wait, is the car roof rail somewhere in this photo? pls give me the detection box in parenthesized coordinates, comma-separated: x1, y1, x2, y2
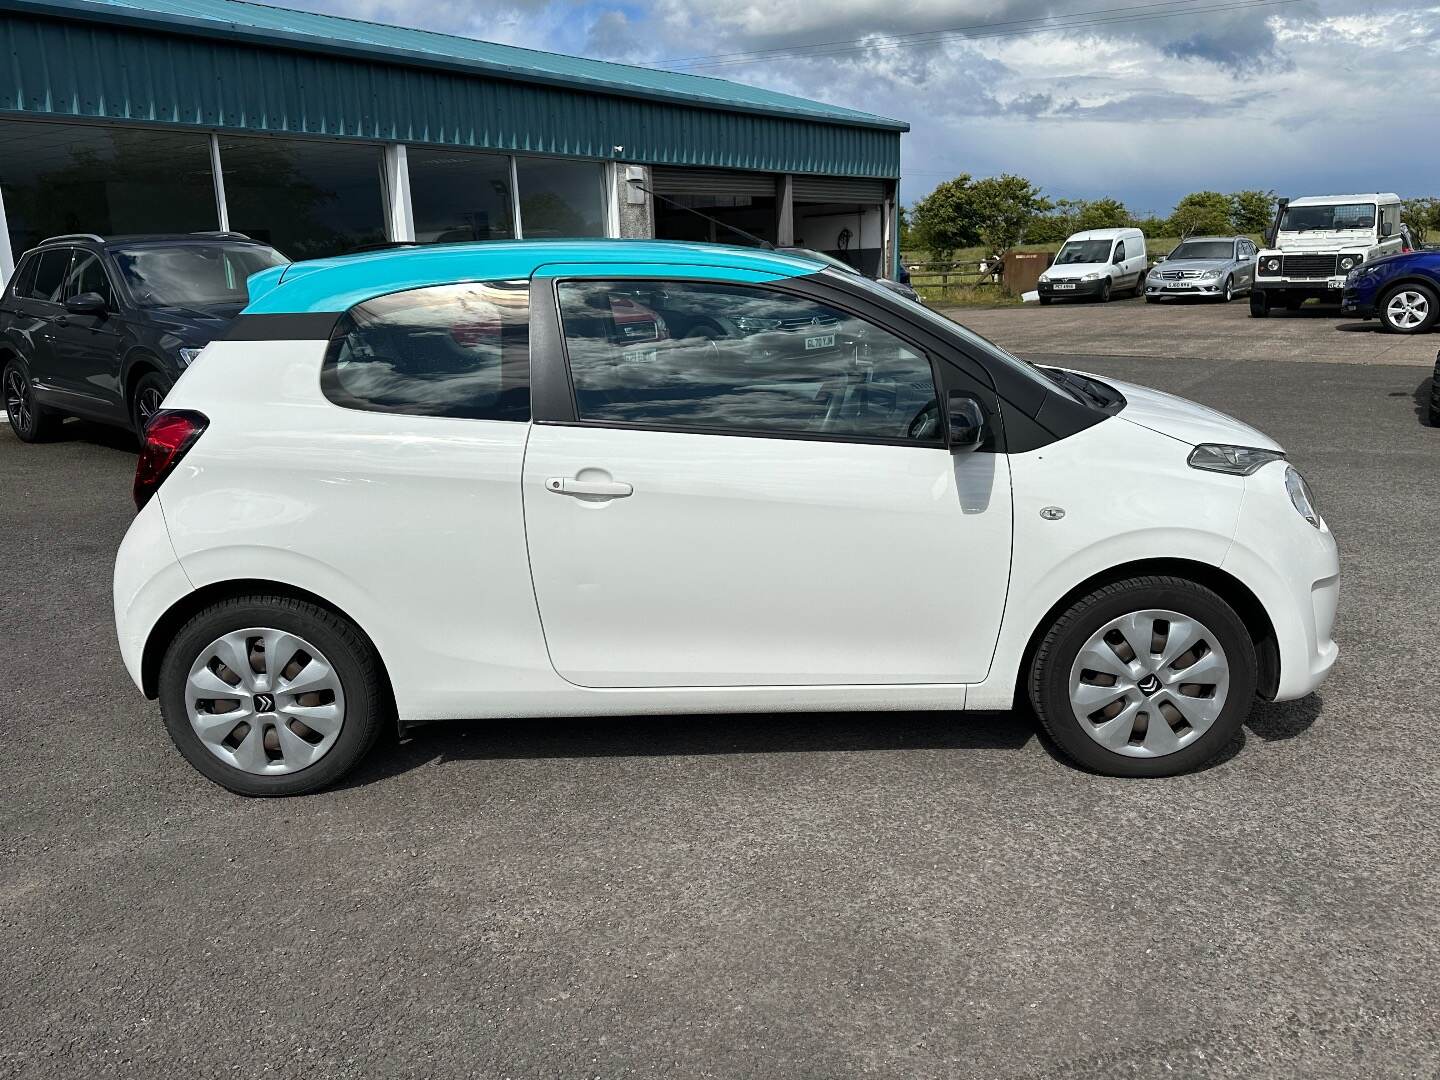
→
(190, 230, 253, 240)
(39, 233, 105, 246)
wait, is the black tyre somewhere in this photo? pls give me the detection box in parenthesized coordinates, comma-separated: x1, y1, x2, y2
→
(1097, 280, 1112, 303)
(1132, 271, 1146, 298)
(1378, 283, 1439, 335)
(1218, 276, 1234, 303)
(129, 371, 170, 436)
(1039, 296, 1053, 306)
(1028, 576, 1257, 778)
(1249, 290, 1269, 318)
(4, 361, 63, 442)
(158, 595, 387, 795)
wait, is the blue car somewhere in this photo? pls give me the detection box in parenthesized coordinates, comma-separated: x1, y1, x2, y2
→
(1341, 249, 1440, 335)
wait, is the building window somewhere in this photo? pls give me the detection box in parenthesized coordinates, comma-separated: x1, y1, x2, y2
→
(218, 136, 387, 260)
(0, 120, 217, 256)
(516, 159, 605, 238)
(407, 147, 515, 243)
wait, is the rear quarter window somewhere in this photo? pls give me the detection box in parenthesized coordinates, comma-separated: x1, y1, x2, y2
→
(321, 281, 530, 421)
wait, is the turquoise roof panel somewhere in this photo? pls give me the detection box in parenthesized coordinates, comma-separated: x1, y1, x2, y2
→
(6, 0, 907, 131)
(243, 239, 823, 314)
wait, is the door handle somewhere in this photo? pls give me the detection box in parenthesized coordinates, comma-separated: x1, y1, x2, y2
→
(546, 477, 633, 498)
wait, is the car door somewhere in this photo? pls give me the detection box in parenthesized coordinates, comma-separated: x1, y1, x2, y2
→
(1236, 240, 1255, 288)
(521, 275, 1014, 689)
(12, 248, 74, 399)
(48, 249, 126, 417)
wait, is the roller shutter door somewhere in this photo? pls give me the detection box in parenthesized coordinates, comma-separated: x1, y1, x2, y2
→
(791, 176, 889, 202)
(649, 167, 778, 197)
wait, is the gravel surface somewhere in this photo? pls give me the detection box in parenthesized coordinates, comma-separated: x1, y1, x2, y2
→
(1, 342, 1437, 1078)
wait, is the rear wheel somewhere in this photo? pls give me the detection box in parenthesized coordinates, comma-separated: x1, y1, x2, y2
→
(1029, 576, 1257, 777)
(3, 362, 62, 442)
(158, 595, 386, 795)
(1379, 284, 1438, 334)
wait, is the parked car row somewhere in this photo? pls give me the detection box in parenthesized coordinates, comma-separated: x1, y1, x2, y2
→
(1034, 193, 1439, 335)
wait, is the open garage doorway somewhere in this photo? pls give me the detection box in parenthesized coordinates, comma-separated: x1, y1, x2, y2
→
(791, 176, 889, 277)
(649, 167, 777, 246)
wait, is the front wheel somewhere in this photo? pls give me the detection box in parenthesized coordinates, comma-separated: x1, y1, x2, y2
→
(1028, 576, 1257, 777)
(1218, 276, 1234, 303)
(1097, 280, 1112, 303)
(1249, 290, 1270, 318)
(158, 595, 386, 795)
(1039, 296, 1053, 306)
(1380, 284, 1438, 334)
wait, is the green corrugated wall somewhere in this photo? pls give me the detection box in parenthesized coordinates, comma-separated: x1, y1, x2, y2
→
(0, 11, 902, 178)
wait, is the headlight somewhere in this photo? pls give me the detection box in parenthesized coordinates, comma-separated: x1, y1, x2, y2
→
(1187, 443, 1285, 476)
(1199, 270, 1220, 280)
(734, 317, 782, 332)
(1262, 257, 1281, 274)
(1336, 254, 1363, 273)
(1082, 272, 1103, 281)
(1285, 465, 1320, 528)
(178, 348, 203, 366)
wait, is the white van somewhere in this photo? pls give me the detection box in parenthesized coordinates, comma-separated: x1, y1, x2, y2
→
(1037, 228, 1148, 304)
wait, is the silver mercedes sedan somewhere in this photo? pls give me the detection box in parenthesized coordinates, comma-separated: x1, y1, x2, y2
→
(1145, 236, 1258, 303)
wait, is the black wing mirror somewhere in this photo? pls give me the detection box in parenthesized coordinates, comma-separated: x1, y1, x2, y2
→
(64, 292, 108, 316)
(947, 392, 986, 453)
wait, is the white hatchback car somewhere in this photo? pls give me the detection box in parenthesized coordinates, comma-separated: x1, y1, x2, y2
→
(114, 241, 1339, 795)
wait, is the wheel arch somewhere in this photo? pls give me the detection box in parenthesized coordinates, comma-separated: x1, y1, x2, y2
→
(140, 578, 397, 721)
(1014, 557, 1281, 706)
(121, 348, 168, 406)
(1376, 275, 1440, 299)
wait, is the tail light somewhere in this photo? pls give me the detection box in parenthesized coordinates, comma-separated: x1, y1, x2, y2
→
(134, 410, 208, 510)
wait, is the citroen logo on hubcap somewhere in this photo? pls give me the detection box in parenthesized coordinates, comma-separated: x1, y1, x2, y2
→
(1137, 674, 1161, 696)
(253, 693, 275, 713)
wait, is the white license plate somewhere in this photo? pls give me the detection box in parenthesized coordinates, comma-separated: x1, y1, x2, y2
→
(1053, 283, 1076, 291)
(1165, 282, 1193, 289)
(804, 334, 836, 350)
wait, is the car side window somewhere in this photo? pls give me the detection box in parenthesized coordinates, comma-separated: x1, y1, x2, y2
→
(321, 281, 530, 422)
(26, 249, 73, 304)
(556, 280, 942, 443)
(65, 251, 116, 309)
(1113, 241, 1126, 262)
(4, 254, 38, 302)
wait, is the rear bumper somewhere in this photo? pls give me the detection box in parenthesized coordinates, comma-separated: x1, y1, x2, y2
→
(113, 497, 193, 696)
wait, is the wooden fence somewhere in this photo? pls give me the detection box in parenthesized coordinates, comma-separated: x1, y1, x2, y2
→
(904, 260, 1005, 297)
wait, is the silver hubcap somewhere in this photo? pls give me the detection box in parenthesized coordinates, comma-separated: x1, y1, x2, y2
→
(185, 628, 346, 775)
(1068, 609, 1230, 758)
(5, 370, 32, 432)
(1386, 290, 1429, 329)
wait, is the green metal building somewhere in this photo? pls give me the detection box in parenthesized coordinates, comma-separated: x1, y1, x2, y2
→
(0, 0, 908, 281)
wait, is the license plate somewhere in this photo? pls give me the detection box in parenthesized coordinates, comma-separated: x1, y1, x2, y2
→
(621, 347, 658, 365)
(804, 334, 836, 350)
(1327, 276, 1345, 289)
(1165, 282, 1193, 290)
(1053, 283, 1076, 291)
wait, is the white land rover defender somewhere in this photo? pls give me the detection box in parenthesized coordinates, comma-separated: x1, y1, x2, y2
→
(1251, 193, 1404, 317)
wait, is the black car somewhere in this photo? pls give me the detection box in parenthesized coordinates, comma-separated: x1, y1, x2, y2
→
(2, 233, 286, 441)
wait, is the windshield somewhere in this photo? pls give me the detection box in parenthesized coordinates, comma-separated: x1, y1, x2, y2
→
(1055, 240, 1114, 265)
(1167, 241, 1235, 261)
(1279, 204, 1375, 232)
(831, 270, 1076, 401)
(113, 243, 288, 308)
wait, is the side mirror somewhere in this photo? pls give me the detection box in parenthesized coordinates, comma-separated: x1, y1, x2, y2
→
(947, 392, 986, 453)
(64, 292, 108, 316)
(1155, 254, 1167, 263)
(1380, 222, 1393, 238)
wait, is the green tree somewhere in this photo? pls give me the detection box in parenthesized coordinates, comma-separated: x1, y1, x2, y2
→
(897, 204, 914, 250)
(968, 174, 1051, 254)
(1072, 197, 1130, 232)
(909, 175, 979, 259)
(1401, 197, 1440, 246)
(1228, 189, 1275, 234)
(1168, 191, 1233, 238)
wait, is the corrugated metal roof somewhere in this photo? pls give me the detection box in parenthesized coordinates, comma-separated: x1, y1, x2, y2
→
(4, 0, 907, 132)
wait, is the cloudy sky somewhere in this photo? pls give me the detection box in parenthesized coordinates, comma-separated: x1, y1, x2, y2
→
(289, 0, 1436, 215)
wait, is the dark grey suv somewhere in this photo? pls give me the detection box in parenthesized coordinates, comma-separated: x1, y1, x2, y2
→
(2, 233, 285, 441)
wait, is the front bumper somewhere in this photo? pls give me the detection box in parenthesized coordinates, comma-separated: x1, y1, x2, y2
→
(1223, 462, 1340, 701)
(1146, 277, 1224, 296)
(1254, 278, 1344, 296)
(1038, 277, 1108, 298)
(1340, 286, 1378, 316)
